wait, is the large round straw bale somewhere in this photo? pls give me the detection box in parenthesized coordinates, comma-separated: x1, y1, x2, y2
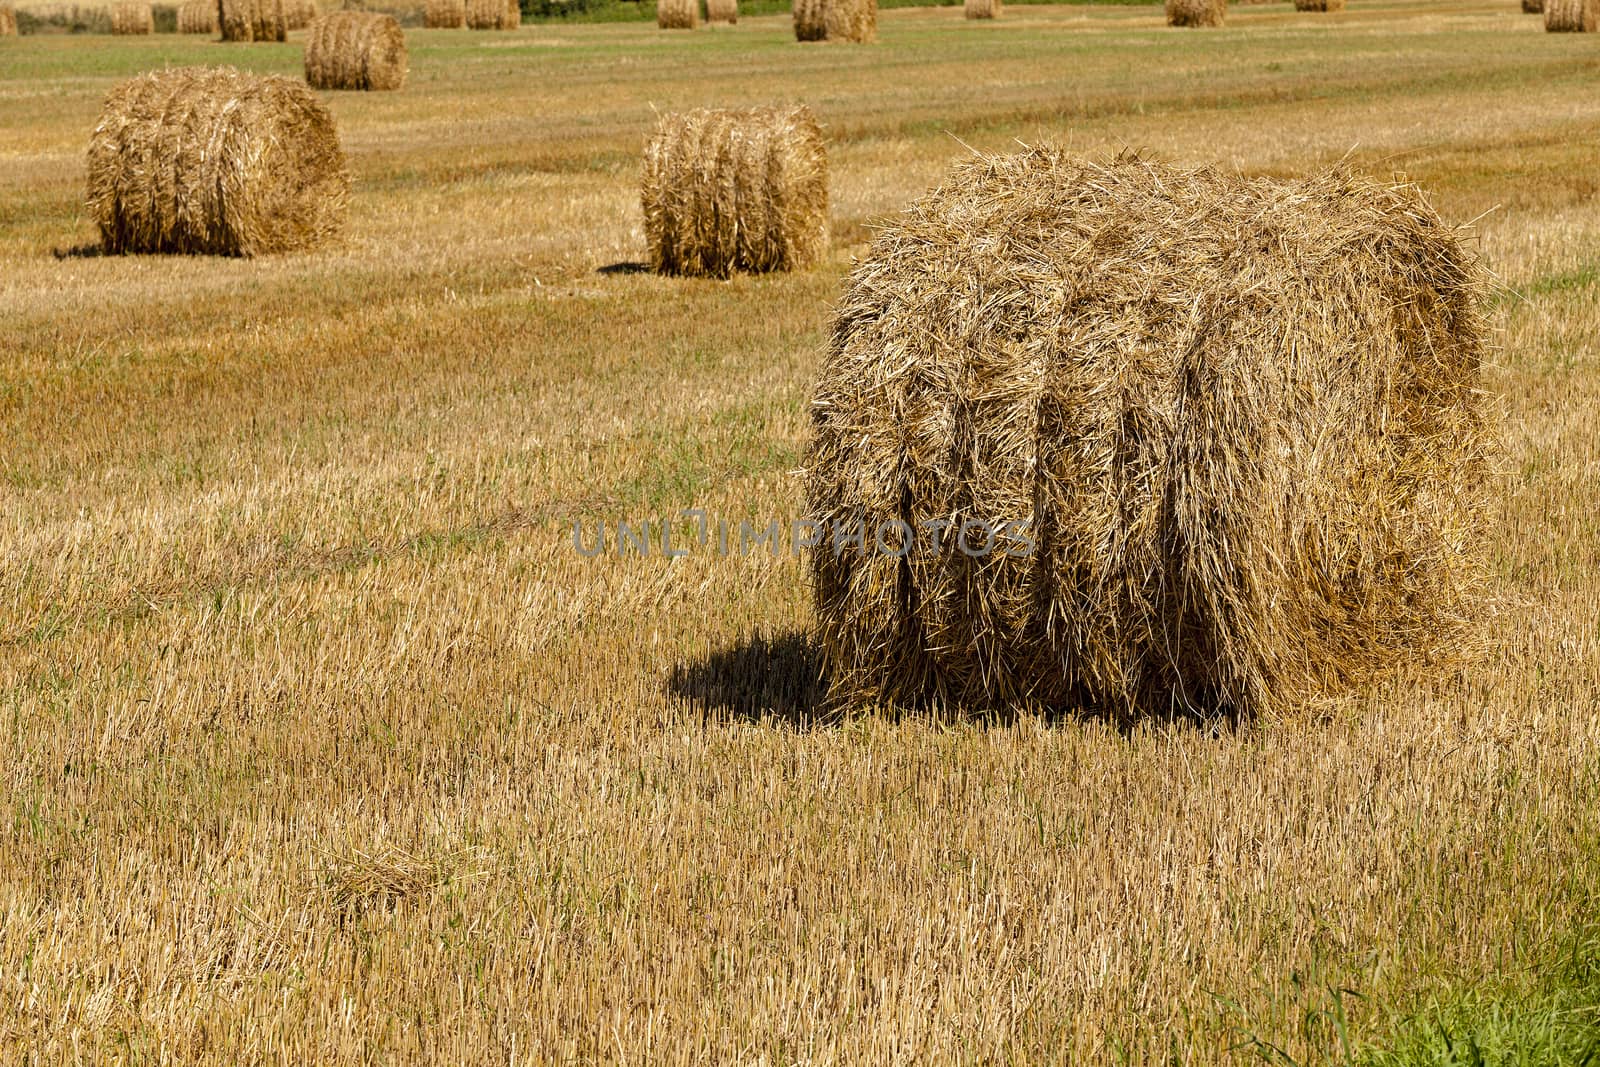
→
(805, 150, 1488, 719)
(1166, 0, 1224, 25)
(965, 0, 1001, 18)
(793, 0, 825, 38)
(465, 0, 517, 29)
(657, 0, 698, 28)
(177, 0, 217, 32)
(1293, 0, 1343, 9)
(424, 0, 465, 27)
(0, 4, 19, 34)
(1545, 0, 1594, 28)
(707, 0, 736, 23)
(87, 67, 348, 256)
(641, 105, 828, 278)
(305, 12, 407, 91)
(110, 2, 153, 33)
(219, 0, 286, 40)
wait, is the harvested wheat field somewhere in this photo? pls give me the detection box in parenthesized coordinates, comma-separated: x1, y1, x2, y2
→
(1, 1, 1599, 1062)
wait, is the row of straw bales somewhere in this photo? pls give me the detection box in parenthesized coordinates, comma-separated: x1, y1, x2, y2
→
(1167, 0, 1353, 25)
(305, 11, 407, 90)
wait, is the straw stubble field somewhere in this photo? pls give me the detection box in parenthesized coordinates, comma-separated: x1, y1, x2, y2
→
(1, 1, 1598, 1061)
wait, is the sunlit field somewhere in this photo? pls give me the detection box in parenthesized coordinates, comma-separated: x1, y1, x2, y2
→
(2, 1, 1599, 1061)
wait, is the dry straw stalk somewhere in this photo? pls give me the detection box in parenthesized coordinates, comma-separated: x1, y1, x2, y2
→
(110, 2, 153, 33)
(465, 0, 517, 29)
(706, 0, 736, 23)
(641, 105, 828, 278)
(177, 0, 217, 32)
(1167, 0, 1224, 25)
(87, 66, 349, 256)
(657, 0, 698, 29)
(0, 4, 19, 34)
(305, 12, 407, 91)
(424, 0, 466, 27)
(965, 0, 1001, 18)
(805, 149, 1489, 720)
(1545, 0, 1594, 28)
(219, 0, 286, 40)
(1293, 0, 1343, 9)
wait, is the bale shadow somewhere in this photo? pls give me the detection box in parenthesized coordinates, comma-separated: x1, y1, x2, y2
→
(596, 261, 650, 276)
(667, 630, 829, 728)
(52, 243, 106, 260)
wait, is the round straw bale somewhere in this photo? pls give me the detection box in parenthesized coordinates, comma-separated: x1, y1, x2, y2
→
(1166, 0, 1224, 25)
(965, 0, 1001, 18)
(657, 0, 698, 29)
(1544, 0, 1594, 28)
(793, 0, 825, 38)
(1523, 0, 1543, 11)
(305, 12, 407, 91)
(1293, 0, 1343, 9)
(110, 2, 153, 33)
(87, 66, 348, 256)
(425, 0, 466, 27)
(283, 0, 316, 30)
(465, 0, 517, 29)
(827, 0, 874, 40)
(805, 150, 1488, 719)
(641, 105, 828, 278)
(219, 0, 286, 40)
(0, 4, 19, 35)
(177, 0, 217, 32)
(707, 0, 736, 23)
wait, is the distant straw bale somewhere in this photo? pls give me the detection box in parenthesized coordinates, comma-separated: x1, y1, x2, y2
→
(1166, 0, 1224, 25)
(110, 2, 153, 32)
(657, 0, 697, 28)
(424, 0, 465, 27)
(805, 150, 1489, 720)
(1523, 0, 1542, 12)
(283, 0, 316, 30)
(87, 66, 349, 256)
(707, 0, 736, 23)
(465, 0, 517, 29)
(641, 105, 828, 278)
(965, 0, 1000, 18)
(177, 0, 217, 32)
(219, 0, 286, 40)
(794, 0, 874, 40)
(1293, 0, 1343, 9)
(1545, 0, 1594, 28)
(0, 3, 19, 34)
(305, 12, 407, 91)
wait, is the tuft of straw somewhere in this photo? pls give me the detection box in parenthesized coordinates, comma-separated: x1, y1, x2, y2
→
(465, 0, 518, 29)
(110, 2, 153, 33)
(1544, 0, 1594, 28)
(805, 149, 1489, 720)
(177, 0, 217, 32)
(1166, 0, 1224, 25)
(794, 0, 874, 41)
(641, 105, 829, 278)
(1, 2, 21, 34)
(87, 66, 349, 256)
(965, 0, 1001, 18)
(305, 12, 407, 91)
(424, 0, 466, 27)
(657, 0, 698, 29)
(706, 0, 736, 23)
(219, 0, 287, 40)
(1293, 0, 1343, 9)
